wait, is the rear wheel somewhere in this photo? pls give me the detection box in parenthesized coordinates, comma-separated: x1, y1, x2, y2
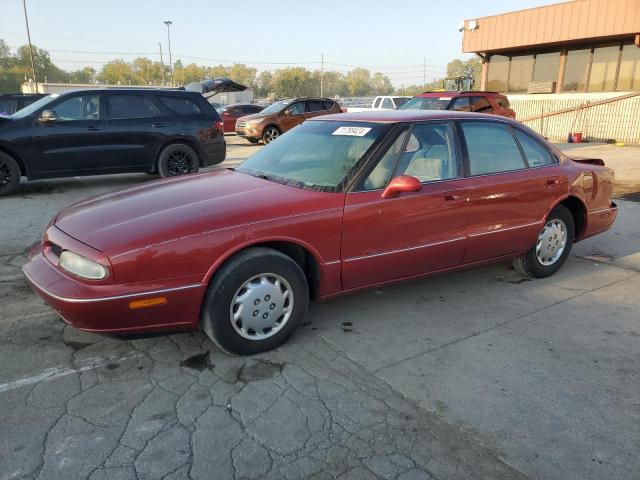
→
(0, 152, 20, 196)
(513, 205, 574, 278)
(157, 143, 200, 178)
(262, 126, 280, 144)
(201, 247, 309, 355)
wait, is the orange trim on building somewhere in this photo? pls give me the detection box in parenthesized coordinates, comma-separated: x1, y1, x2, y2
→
(463, 0, 640, 54)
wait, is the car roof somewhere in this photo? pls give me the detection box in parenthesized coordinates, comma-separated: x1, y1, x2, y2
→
(225, 102, 263, 107)
(312, 110, 510, 124)
(415, 91, 504, 98)
(55, 88, 197, 96)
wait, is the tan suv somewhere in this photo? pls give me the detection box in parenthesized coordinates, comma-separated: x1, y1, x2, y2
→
(235, 97, 342, 144)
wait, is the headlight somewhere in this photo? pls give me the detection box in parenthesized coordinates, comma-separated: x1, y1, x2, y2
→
(59, 251, 108, 280)
(246, 118, 262, 125)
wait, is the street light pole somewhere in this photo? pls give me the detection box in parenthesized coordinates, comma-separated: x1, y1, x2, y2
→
(22, 0, 38, 93)
(164, 20, 173, 85)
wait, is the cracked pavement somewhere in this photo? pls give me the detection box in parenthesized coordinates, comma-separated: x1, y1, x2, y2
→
(1, 140, 639, 480)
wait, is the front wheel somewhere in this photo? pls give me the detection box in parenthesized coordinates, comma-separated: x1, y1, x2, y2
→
(262, 126, 280, 144)
(157, 143, 200, 178)
(513, 205, 574, 278)
(201, 247, 309, 355)
(0, 152, 21, 196)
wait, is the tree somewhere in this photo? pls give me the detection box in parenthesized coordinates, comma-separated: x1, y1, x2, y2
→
(270, 67, 314, 98)
(132, 57, 165, 85)
(173, 62, 205, 85)
(69, 66, 97, 84)
(346, 68, 371, 96)
(98, 59, 134, 85)
(226, 63, 257, 88)
(371, 72, 393, 95)
(255, 70, 273, 98)
(446, 57, 481, 88)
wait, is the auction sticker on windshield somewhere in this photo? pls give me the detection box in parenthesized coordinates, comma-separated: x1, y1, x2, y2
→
(332, 126, 372, 137)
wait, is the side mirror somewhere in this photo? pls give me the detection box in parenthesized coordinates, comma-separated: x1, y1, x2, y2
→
(40, 110, 58, 123)
(381, 175, 422, 199)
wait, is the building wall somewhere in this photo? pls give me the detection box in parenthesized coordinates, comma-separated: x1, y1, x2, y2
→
(463, 0, 640, 53)
(509, 91, 640, 143)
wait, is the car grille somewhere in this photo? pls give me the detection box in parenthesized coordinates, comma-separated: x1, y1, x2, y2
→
(236, 120, 247, 129)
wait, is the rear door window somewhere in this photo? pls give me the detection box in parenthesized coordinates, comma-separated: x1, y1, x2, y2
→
(470, 96, 493, 112)
(449, 97, 471, 112)
(106, 95, 158, 119)
(158, 96, 204, 115)
(513, 129, 556, 167)
(460, 122, 527, 175)
(323, 101, 335, 110)
(307, 100, 325, 112)
(497, 97, 511, 109)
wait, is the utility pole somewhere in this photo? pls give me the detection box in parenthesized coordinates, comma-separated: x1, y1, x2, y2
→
(159, 42, 165, 85)
(22, 0, 38, 93)
(320, 53, 324, 97)
(423, 58, 426, 91)
(164, 20, 173, 85)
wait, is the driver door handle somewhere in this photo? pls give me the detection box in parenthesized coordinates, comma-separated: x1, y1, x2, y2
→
(444, 193, 462, 202)
(87, 126, 101, 131)
(152, 123, 166, 128)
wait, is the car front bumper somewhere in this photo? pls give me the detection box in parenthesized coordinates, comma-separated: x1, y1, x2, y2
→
(22, 243, 205, 334)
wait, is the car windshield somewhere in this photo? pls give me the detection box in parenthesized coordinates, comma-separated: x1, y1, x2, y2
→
(10, 94, 59, 119)
(394, 97, 410, 107)
(399, 97, 451, 110)
(236, 120, 389, 192)
(260, 100, 291, 114)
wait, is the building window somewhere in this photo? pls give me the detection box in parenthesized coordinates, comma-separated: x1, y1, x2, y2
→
(487, 55, 509, 92)
(562, 48, 591, 92)
(533, 51, 561, 83)
(588, 44, 621, 91)
(508, 55, 534, 92)
(617, 42, 640, 91)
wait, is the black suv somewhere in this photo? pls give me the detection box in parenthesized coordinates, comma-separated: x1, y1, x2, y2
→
(0, 93, 47, 116)
(0, 88, 226, 195)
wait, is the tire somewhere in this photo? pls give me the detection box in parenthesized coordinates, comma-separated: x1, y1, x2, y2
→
(262, 126, 280, 144)
(201, 247, 309, 355)
(0, 152, 21, 196)
(157, 143, 200, 178)
(513, 204, 574, 278)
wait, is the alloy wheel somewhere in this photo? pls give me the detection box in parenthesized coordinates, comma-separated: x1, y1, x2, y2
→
(229, 273, 293, 341)
(166, 149, 196, 176)
(536, 219, 567, 266)
(263, 128, 279, 143)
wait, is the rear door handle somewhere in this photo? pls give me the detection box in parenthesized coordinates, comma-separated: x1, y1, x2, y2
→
(152, 123, 166, 128)
(545, 176, 560, 187)
(87, 126, 101, 131)
(444, 193, 462, 202)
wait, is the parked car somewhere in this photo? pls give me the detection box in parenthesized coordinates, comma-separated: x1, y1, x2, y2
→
(0, 88, 226, 196)
(23, 110, 617, 355)
(235, 97, 342, 144)
(0, 93, 47, 116)
(345, 95, 411, 112)
(400, 91, 516, 118)
(217, 103, 265, 133)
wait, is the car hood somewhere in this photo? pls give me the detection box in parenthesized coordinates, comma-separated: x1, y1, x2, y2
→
(54, 169, 333, 256)
(238, 112, 272, 122)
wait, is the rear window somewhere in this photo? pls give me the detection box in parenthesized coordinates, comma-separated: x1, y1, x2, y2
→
(470, 96, 493, 112)
(399, 97, 450, 110)
(106, 95, 158, 119)
(322, 101, 335, 110)
(0, 99, 17, 115)
(159, 96, 205, 115)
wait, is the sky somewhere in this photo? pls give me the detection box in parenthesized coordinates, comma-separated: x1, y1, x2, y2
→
(1, 0, 561, 87)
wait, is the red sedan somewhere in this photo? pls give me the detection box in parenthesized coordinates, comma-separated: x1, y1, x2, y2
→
(217, 103, 264, 133)
(23, 111, 617, 355)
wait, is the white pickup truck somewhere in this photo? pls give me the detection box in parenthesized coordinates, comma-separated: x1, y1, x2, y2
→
(345, 96, 411, 113)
